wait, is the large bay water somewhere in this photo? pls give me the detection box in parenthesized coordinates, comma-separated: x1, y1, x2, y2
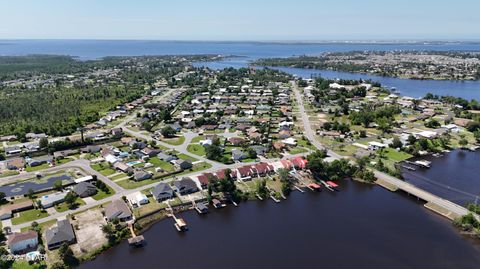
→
(1, 40, 480, 99)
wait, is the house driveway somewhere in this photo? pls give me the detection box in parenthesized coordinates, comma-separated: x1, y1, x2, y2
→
(82, 197, 96, 205)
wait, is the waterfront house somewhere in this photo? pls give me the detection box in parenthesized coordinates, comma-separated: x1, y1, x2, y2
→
(151, 183, 174, 202)
(173, 177, 199, 195)
(7, 231, 38, 254)
(196, 172, 216, 189)
(72, 182, 97, 198)
(45, 219, 76, 250)
(104, 199, 132, 222)
(126, 191, 149, 208)
(233, 165, 255, 181)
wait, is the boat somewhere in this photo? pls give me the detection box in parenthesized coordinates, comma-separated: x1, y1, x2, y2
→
(308, 183, 322, 191)
(414, 160, 431, 168)
(212, 198, 226, 209)
(402, 165, 416, 171)
(320, 180, 337, 191)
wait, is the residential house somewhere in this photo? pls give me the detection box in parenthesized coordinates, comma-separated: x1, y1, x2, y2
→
(40, 192, 67, 208)
(113, 162, 133, 173)
(151, 183, 174, 201)
(133, 169, 152, 181)
(72, 182, 97, 198)
(173, 177, 199, 195)
(7, 231, 38, 254)
(104, 199, 132, 222)
(0, 201, 34, 220)
(173, 159, 193, 170)
(231, 149, 247, 162)
(126, 191, 149, 207)
(45, 219, 76, 250)
(26, 155, 53, 167)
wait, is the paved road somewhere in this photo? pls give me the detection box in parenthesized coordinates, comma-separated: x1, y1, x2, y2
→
(291, 81, 342, 160)
(374, 170, 475, 218)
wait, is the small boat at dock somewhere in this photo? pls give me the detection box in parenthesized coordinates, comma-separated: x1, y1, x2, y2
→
(402, 165, 416, 171)
(308, 183, 322, 192)
(414, 160, 431, 168)
(212, 198, 226, 209)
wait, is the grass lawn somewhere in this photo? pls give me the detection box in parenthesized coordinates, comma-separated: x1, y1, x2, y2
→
(54, 197, 86, 213)
(241, 158, 257, 163)
(162, 135, 185, 146)
(289, 147, 308, 155)
(149, 157, 175, 172)
(20, 219, 56, 232)
(99, 168, 116, 176)
(110, 173, 128, 180)
(11, 209, 49, 225)
(25, 163, 50, 172)
(0, 170, 20, 178)
(383, 148, 413, 162)
(56, 157, 74, 165)
(92, 185, 115, 200)
(116, 178, 159, 189)
(191, 136, 203, 143)
(12, 260, 46, 269)
(187, 144, 206, 156)
(177, 153, 198, 162)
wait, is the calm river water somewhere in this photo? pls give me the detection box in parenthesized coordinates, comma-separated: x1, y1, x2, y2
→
(79, 182, 480, 269)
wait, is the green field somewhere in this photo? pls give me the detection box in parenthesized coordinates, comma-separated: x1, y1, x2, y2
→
(92, 185, 115, 200)
(149, 157, 175, 172)
(162, 135, 186, 146)
(384, 148, 413, 162)
(25, 163, 50, 172)
(187, 144, 206, 156)
(54, 197, 86, 212)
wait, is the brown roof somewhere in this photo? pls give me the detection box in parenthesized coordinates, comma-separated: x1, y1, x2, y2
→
(0, 201, 33, 216)
(8, 230, 37, 246)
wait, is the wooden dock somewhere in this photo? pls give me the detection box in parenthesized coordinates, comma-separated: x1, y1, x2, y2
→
(127, 222, 145, 247)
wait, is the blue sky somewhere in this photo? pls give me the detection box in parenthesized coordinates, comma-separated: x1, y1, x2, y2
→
(0, 0, 479, 40)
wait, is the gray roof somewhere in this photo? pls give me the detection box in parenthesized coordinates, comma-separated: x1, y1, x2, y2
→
(46, 219, 75, 246)
(151, 183, 174, 200)
(104, 200, 132, 221)
(133, 170, 152, 181)
(173, 177, 198, 194)
(72, 182, 97, 197)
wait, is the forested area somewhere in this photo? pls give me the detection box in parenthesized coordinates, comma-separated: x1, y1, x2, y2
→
(0, 84, 144, 137)
(0, 54, 218, 137)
